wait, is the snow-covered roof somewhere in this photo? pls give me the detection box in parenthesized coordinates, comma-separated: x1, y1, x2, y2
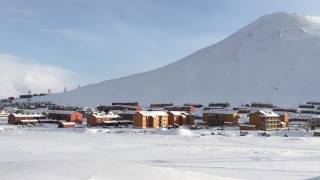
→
(11, 113, 45, 118)
(169, 111, 190, 116)
(20, 119, 39, 123)
(91, 112, 121, 119)
(59, 121, 75, 125)
(258, 110, 279, 117)
(137, 111, 168, 116)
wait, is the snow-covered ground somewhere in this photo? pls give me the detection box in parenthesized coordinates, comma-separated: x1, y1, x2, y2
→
(0, 126, 319, 180)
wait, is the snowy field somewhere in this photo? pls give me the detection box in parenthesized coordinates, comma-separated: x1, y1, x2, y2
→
(0, 126, 319, 180)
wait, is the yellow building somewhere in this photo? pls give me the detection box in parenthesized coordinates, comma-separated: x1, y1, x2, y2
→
(133, 111, 168, 128)
(249, 110, 281, 130)
(203, 110, 239, 126)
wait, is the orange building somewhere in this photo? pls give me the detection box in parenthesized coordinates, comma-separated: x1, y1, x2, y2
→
(133, 111, 168, 128)
(276, 112, 289, 128)
(249, 110, 281, 130)
(167, 111, 194, 126)
(87, 112, 121, 127)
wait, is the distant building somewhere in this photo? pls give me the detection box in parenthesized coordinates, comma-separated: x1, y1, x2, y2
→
(299, 104, 315, 109)
(8, 113, 46, 125)
(249, 110, 281, 130)
(203, 110, 239, 127)
(48, 110, 83, 124)
(183, 103, 203, 108)
(150, 103, 173, 108)
(19, 95, 33, 99)
(208, 102, 230, 108)
(97, 102, 141, 112)
(112, 102, 140, 107)
(251, 102, 273, 109)
(133, 111, 168, 128)
(164, 106, 196, 113)
(307, 101, 320, 106)
(167, 111, 194, 126)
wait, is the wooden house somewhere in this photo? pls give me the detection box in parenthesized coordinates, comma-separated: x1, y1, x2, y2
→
(133, 111, 168, 128)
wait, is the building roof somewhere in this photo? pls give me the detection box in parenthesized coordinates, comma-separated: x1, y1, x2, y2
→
(169, 111, 191, 116)
(203, 109, 237, 115)
(137, 111, 168, 116)
(258, 110, 279, 117)
(91, 112, 121, 119)
(48, 110, 78, 115)
(11, 113, 45, 118)
(59, 121, 75, 125)
(20, 119, 39, 123)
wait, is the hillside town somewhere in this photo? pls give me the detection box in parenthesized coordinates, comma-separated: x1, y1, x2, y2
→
(1, 94, 320, 136)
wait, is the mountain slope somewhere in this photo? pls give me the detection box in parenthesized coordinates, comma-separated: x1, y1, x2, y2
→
(37, 12, 320, 106)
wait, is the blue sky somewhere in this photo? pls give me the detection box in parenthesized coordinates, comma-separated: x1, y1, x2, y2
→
(0, 0, 320, 96)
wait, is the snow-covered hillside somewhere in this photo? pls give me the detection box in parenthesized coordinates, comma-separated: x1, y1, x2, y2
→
(37, 12, 320, 106)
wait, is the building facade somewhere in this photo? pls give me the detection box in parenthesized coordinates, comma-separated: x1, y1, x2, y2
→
(168, 111, 194, 126)
(133, 111, 168, 128)
(249, 110, 281, 130)
(87, 112, 121, 127)
(8, 113, 46, 125)
(48, 111, 83, 124)
(203, 110, 239, 126)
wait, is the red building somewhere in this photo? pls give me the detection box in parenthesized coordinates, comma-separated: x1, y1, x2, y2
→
(8, 113, 46, 125)
(48, 111, 83, 124)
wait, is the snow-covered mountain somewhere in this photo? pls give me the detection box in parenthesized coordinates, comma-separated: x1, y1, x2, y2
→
(37, 12, 320, 106)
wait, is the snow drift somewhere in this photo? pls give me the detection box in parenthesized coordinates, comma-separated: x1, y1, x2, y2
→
(36, 12, 320, 106)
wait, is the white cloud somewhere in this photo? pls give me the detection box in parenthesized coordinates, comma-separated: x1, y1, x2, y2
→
(0, 53, 74, 98)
